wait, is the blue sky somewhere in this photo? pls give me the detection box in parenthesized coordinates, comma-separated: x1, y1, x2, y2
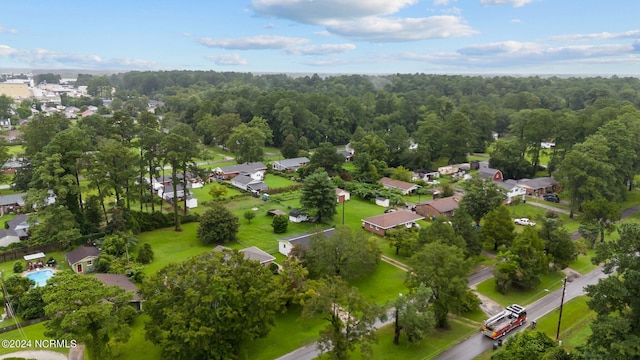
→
(1, 0, 639, 75)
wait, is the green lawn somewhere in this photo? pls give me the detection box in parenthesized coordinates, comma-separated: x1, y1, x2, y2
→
(263, 174, 297, 189)
(351, 261, 408, 305)
(0, 321, 69, 356)
(240, 307, 326, 360)
(476, 271, 567, 307)
(136, 223, 213, 275)
(114, 315, 162, 360)
(4, 145, 24, 157)
(567, 248, 597, 274)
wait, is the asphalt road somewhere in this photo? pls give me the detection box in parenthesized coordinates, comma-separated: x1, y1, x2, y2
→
(436, 266, 607, 360)
(275, 266, 496, 360)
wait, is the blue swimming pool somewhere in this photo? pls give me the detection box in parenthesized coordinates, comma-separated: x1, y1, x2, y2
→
(25, 269, 55, 287)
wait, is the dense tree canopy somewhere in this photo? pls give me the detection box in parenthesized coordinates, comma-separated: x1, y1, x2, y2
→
(197, 203, 240, 244)
(300, 170, 337, 223)
(142, 249, 284, 360)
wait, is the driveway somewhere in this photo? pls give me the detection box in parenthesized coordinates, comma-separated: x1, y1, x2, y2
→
(526, 200, 571, 215)
(0, 350, 68, 360)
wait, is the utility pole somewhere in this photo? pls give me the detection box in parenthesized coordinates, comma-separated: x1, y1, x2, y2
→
(556, 277, 567, 341)
(342, 198, 345, 225)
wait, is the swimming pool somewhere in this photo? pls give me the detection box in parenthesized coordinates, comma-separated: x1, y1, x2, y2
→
(25, 269, 55, 287)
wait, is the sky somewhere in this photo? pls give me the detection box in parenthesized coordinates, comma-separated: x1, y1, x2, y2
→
(1, 0, 639, 76)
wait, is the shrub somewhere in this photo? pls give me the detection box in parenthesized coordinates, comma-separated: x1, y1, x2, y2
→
(272, 215, 289, 234)
(137, 243, 154, 264)
(13, 260, 25, 273)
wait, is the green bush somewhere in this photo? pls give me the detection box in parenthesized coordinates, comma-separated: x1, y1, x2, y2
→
(137, 243, 154, 264)
(13, 260, 25, 273)
(272, 215, 289, 234)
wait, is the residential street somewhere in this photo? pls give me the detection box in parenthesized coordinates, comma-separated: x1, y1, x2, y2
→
(436, 266, 607, 360)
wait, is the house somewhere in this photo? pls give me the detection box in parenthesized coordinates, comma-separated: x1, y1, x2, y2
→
(271, 157, 310, 172)
(412, 169, 440, 182)
(230, 174, 268, 193)
(494, 180, 527, 204)
(0, 229, 20, 247)
(0, 193, 26, 216)
(517, 177, 559, 196)
(375, 197, 390, 207)
(337, 150, 353, 162)
(81, 109, 95, 117)
(278, 228, 336, 256)
(158, 184, 185, 200)
(2, 158, 25, 175)
(477, 163, 504, 182)
(289, 209, 308, 223)
(0, 119, 11, 130)
(65, 246, 100, 274)
(361, 211, 425, 236)
(94, 274, 144, 311)
(336, 188, 350, 203)
(7, 213, 31, 239)
(414, 196, 462, 219)
(379, 177, 420, 195)
(240, 246, 275, 267)
(212, 162, 267, 180)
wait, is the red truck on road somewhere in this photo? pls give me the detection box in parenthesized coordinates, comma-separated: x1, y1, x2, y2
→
(482, 304, 527, 339)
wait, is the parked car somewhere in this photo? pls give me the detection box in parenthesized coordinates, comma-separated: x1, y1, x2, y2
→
(543, 193, 560, 203)
(514, 218, 536, 226)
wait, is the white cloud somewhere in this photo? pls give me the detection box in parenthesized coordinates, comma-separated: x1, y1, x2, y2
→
(207, 53, 248, 66)
(0, 45, 18, 56)
(511, 18, 522, 23)
(314, 30, 332, 37)
(0, 25, 18, 34)
(392, 40, 640, 69)
(1, 46, 159, 69)
(252, 0, 476, 42)
(550, 30, 640, 41)
(286, 43, 356, 55)
(199, 35, 309, 50)
(252, 0, 418, 23)
(480, 0, 536, 7)
(433, 0, 456, 5)
(325, 15, 477, 42)
(182, 32, 192, 37)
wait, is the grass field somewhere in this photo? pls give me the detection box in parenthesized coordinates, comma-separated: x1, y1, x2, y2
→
(476, 271, 567, 307)
(0, 321, 69, 356)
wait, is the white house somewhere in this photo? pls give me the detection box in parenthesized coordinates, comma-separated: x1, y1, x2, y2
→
(230, 174, 268, 192)
(278, 228, 336, 256)
(0, 229, 20, 247)
(289, 209, 308, 223)
(158, 184, 185, 200)
(212, 162, 267, 180)
(494, 180, 527, 204)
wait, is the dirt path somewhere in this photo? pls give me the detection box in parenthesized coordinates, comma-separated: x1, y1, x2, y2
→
(380, 255, 409, 272)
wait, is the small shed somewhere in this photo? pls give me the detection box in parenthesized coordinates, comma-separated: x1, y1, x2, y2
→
(186, 197, 198, 209)
(375, 197, 390, 207)
(289, 209, 308, 223)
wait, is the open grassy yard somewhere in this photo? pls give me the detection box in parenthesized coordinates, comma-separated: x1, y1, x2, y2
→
(568, 248, 597, 274)
(351, 261, 408, 305)
(263, 174, 297, 189)
(476, 271, 567, 308)
(240, 307, 326, 360)
(114, 315, 163, 360)
(136, 223, 213, 275)
(0, 321, 69, 357)
(533, 296, 594, 349)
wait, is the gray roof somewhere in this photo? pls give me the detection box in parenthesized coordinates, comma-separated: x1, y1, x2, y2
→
(273, 157, 309, 169)
(94, 274, 141, 301)
(519, 177, 557, 189)
(240, 246, 275, 264)
(232, 174, 258, 186)
(337, 150, 352, 158)
(248, 182, 268, 192)
(65, 246, 100, 265)
(7, 214, 28, 230)
(278, 228, 336, 250)
(0, 193, 25, 206)
(0, 229, 19, 239)
(161, 184, 184, 193)
(2, 158, 25, 169)
(216, 162, 267, 175)
(477, 167, 501, 179)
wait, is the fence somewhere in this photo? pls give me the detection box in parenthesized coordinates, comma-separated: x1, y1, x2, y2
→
(0, 243, 65, 263)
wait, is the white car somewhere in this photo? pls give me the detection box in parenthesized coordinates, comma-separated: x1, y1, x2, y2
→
(514, 218, 536, 226)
